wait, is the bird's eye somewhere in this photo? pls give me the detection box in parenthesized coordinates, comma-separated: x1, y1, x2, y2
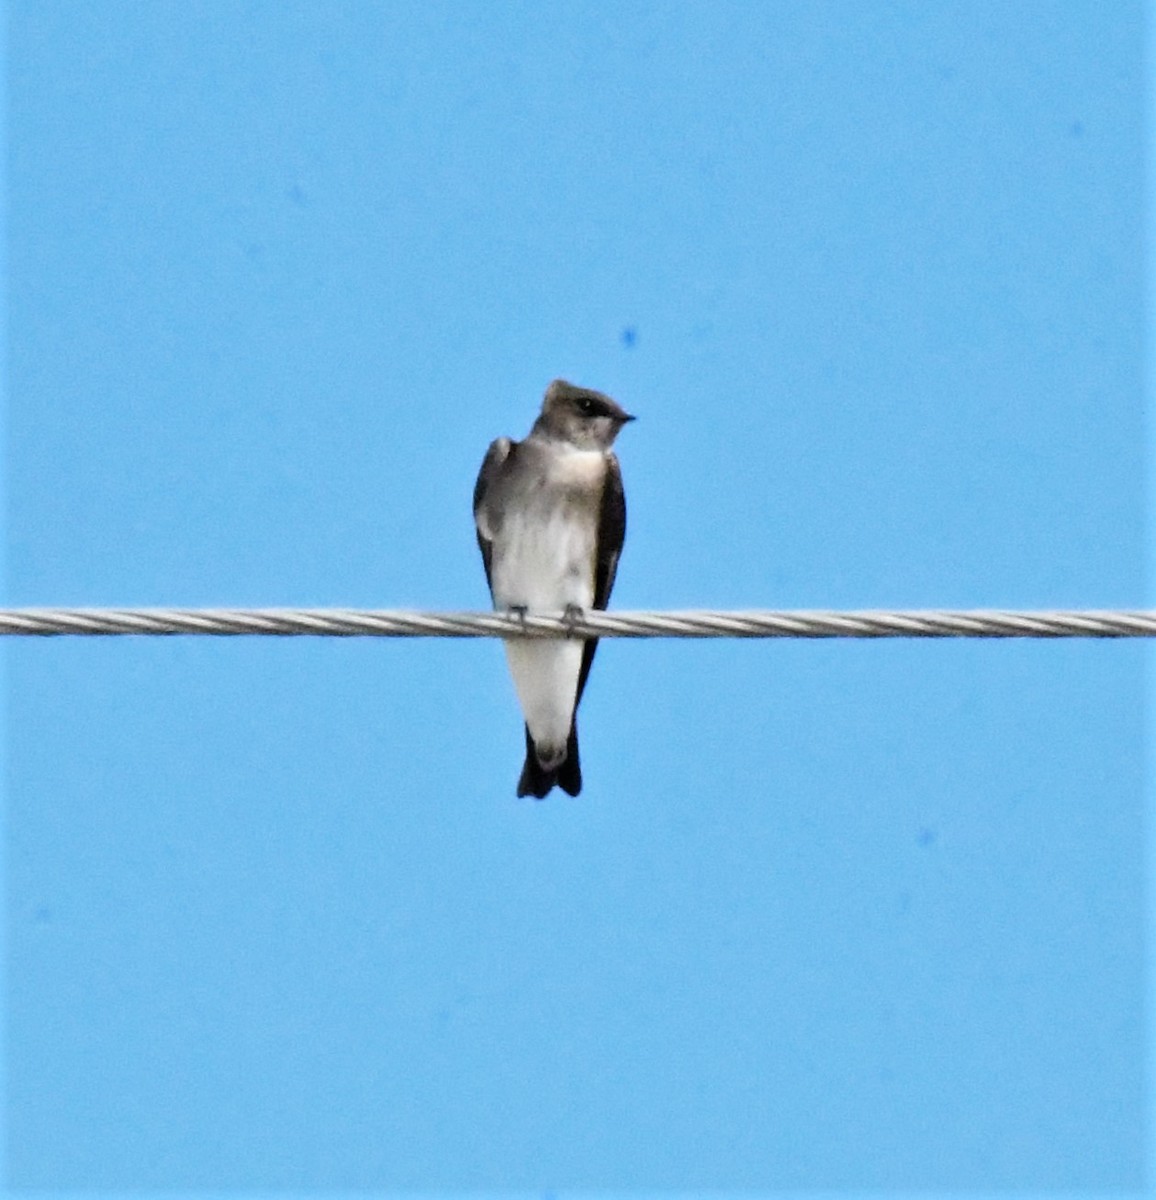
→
(577, 397, 596, 415)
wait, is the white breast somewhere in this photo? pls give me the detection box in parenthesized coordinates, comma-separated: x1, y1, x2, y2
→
(488, 445, 603, 612)
(492, 508, 596, 612)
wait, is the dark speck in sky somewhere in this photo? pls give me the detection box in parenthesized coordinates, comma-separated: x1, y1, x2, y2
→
(620, 326, 637, 348)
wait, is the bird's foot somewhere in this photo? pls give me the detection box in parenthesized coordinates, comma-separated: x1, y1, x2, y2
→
(562, 603, 585, 634)
(507, 604, 529, 627)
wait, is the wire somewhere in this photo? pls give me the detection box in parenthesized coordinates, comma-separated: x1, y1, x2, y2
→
(0, 607, 1153, 638)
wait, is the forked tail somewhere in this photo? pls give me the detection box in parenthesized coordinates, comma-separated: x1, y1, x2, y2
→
(516, 724, 582, 799)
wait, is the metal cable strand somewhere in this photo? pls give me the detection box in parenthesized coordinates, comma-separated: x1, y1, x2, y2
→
(0, 607, 1155, 637)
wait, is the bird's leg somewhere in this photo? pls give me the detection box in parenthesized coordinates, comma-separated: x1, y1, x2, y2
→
(507, 604, 529, 628)
(562, 603, 585, 634)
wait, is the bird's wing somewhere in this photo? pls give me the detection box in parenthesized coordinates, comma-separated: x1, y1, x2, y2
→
(575, 452, 626, 706)
(593, 451, 626, 611)
(473, 436, 513, 596)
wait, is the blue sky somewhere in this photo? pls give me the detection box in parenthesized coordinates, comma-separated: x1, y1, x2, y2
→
(3, 0, 1148, 1192)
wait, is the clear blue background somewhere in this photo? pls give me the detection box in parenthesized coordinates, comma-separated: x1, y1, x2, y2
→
(3, 0, 1147, 1191)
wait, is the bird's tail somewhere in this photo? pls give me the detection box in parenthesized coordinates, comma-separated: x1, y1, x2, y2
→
(516, 724, 582, 799)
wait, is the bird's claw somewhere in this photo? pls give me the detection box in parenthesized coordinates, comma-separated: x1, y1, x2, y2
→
(562, 604, 585, 633)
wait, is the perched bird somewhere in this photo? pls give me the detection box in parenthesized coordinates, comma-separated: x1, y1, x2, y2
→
(473, 379, 634, 798)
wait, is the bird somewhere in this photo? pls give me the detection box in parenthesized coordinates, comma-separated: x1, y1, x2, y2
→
(473, 379, 634, 798)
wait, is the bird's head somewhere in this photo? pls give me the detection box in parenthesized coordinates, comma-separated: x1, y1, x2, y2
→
(534, 379, 636, 450)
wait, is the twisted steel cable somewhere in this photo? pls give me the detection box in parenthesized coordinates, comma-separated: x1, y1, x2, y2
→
(0, 607, 1153, 638)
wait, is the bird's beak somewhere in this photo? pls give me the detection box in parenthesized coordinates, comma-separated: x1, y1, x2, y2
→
(620, 413, 637, 423)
